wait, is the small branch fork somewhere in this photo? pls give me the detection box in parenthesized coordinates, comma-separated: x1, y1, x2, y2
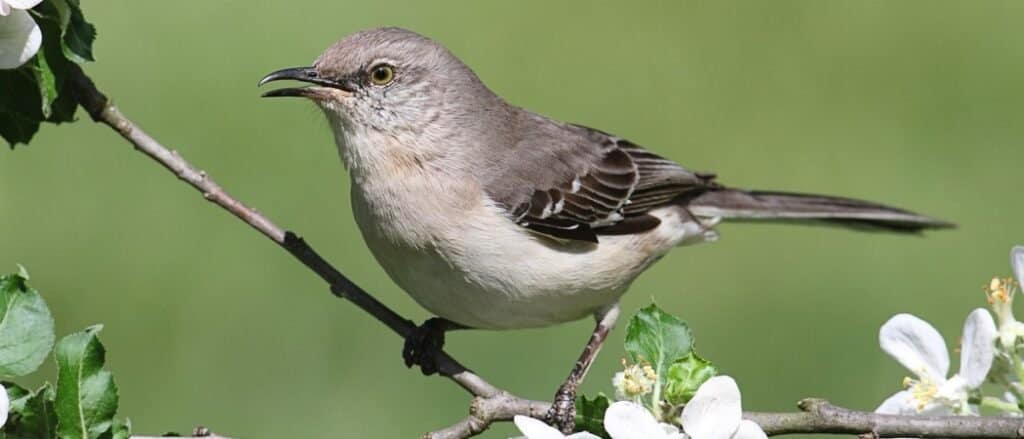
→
(64, 64, 1024, 439)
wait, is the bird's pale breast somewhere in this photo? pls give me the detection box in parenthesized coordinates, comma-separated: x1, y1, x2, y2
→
(349, 169, 706, 329)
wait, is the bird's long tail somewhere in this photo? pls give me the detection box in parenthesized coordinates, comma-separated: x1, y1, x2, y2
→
(684, 188, 954, 233)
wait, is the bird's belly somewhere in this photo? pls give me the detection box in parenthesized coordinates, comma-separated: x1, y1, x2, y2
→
(352, 189, 698, 329)
(357, 228, 636, 329)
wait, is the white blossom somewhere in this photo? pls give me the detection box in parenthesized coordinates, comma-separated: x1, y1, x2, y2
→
(875, 309, 997, 415)
(680, 376, 767, 439)
(0, 0, 42, 69)
(512, 416, 600, 439)
(603, 401, 685, 439)
(987, 247, 1024, 350)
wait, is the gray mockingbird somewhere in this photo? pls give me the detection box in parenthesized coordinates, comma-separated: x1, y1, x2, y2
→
(259, 27, 951, 432)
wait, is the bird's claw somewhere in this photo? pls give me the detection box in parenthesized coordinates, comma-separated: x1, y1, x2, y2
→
(402, 318, 448, 376)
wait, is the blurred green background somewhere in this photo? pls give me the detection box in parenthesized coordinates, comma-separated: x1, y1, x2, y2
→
(2, 1, 1023, 437)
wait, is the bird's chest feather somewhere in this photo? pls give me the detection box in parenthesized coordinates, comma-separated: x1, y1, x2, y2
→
(347, 169, 661, 329)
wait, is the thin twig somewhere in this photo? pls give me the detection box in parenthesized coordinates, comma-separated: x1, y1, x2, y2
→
(63, 64, 1024, 439)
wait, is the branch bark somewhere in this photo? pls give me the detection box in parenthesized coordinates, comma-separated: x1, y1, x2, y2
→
(130, 426, 232, 438)
(63, 64, 1024, 439)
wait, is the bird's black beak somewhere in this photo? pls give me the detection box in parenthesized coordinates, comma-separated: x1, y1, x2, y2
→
(258, 66, 356, 97)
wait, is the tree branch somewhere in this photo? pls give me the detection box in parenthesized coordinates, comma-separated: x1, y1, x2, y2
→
(747, 398, 1024, 438)
(63, 64, 1024, 439)
(65, 64, 496, 399)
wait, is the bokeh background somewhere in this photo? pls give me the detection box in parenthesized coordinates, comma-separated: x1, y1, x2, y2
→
(2, 1, 1023, 437)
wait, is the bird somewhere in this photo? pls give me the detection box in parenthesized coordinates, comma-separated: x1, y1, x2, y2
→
(258, 26, 952, 432)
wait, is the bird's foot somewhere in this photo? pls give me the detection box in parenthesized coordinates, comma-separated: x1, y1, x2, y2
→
(402, 318, 450, 376)
(545, 381, 578, 434)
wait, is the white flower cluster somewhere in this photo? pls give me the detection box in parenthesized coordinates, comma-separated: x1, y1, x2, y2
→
(876, 246, 1024, 417)
(0, 0, 42, 69)
(515, 376, 765, 439)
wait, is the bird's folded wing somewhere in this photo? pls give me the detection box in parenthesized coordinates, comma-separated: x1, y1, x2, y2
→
(484, 122, 717, 243)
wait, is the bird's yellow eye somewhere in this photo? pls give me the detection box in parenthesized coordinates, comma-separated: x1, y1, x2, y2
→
(369, 64, 395, 85)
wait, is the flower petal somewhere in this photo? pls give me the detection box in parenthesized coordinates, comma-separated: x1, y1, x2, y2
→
(681, 376, 742, 439)
(566, 433, 602, 439)
(731, 420, 767, 439)
(0, 384, 7, 427)
(660, 423, 686, 439)
(4, 0, 44, 9)
(604, 401, 668, 439)
(0, 3, 10, 17)
(1013, 246, 1024, 287)
(959, 308, 997, 388)
(879, 314, 950, 380)
(875, 390, 917, 415)
(513, 416, 566, 439)
(0, 8, 41, 69)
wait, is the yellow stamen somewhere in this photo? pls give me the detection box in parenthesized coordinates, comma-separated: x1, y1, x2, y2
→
(985, 276, 1015, 304)
(902, 374, 939, 412)
(616, 359, 658, 399)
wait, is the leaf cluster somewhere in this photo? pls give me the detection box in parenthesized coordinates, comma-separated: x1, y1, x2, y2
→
(0, 269, 130, 439)
(0, 0, 96, 147)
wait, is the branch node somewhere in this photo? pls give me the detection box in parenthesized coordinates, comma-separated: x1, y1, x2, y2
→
(798, 397, 828, 413)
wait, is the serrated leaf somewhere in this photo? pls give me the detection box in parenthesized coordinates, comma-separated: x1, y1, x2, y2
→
(6, 383, 58, 439)
(0, 0, 90, 147)
(50, 0, 96, 63)
(0, 271, 56, 377)
(29, 7, 74, 119)
(0, 69, 44, 147)
(663, 352, 718, 406)
(0, 111, 42, 147)
(4, 381, 32, 413)
(31, 45, 59, 117)
(55, 325, 119, 439)
(624, 304, 693, 381)
(575, 394, 611, 439)
(110, 418, 131, 439)
(47, 84, 79, 124)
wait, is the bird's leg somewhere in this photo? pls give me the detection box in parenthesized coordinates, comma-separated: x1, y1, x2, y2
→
(403, 317, 468, 376)
(546, 302, 621, 434)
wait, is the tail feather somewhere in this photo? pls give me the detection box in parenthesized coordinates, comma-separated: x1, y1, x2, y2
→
(685, 189, 954, 233)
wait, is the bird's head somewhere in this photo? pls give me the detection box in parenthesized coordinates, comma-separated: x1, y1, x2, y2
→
(260, 27, 496, 154)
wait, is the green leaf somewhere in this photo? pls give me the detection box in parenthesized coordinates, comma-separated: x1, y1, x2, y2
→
(0, 270, 56, 377)
(109, 418, 131, 439)
(0, 69, 44, 147)
(31, 44, 59, 118)
(624, 304, 693, 381)
(663, 352, 719, 406)
(40, 0, 96, 63)
(55, 325, 119, 439)
(575, 394, 611, 438)
(0, 0, 92, 147)
(5, 383, 58, 439)
(5, 382, 32, 413)
(29, 9, 74, 120)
